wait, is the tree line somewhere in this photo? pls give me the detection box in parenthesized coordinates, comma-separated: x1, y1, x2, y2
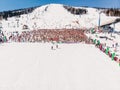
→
(63, 5, 87, 15)
(0, 6, 38, 20)
(104, 8, 120, 17)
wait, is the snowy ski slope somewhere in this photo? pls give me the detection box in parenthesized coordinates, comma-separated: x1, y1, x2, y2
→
(1, 4, 119, 32)
(0, 43, 120, 90)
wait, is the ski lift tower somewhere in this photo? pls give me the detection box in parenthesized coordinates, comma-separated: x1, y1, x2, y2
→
(0, 21, 2, 33)
(98, 11, 102, 30)
(113, 22, 115, 32)
(16, 18, 19, 28)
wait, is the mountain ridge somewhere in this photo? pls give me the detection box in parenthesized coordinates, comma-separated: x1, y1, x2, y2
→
(0, 4, 120, 32)
(0, 3, 120, 19)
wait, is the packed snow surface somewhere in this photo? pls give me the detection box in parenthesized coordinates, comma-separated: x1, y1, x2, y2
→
(0, 43, 120, 90)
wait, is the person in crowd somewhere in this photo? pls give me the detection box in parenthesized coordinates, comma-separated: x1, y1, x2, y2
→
(115, 43, 118, 47)
(112, 44, 114, 48)
(105, 47, 109, 55)
(112, 52, 115, 60)
(99, 44, 103, 51)
(119, 59, 120, 66)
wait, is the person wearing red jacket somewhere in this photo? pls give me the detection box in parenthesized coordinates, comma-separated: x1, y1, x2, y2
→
(108, 51, 112, 57)
(114, 56, 118, 61)
(119, 59, 120, 66)
(99, 44, 102, 51)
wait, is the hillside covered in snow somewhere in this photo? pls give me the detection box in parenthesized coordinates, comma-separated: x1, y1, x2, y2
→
(0, 4, 120, 32)
(0, 43, 120, 90)
(0, 4, 120, 90)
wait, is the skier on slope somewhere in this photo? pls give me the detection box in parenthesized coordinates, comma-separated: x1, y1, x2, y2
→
(51, 46, 53, 50)
(56, 44, 58, 49)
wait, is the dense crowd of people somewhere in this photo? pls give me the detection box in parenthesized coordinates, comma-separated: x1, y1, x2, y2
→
(1, 28, 120, 64)
(8, 29, 88, 43)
